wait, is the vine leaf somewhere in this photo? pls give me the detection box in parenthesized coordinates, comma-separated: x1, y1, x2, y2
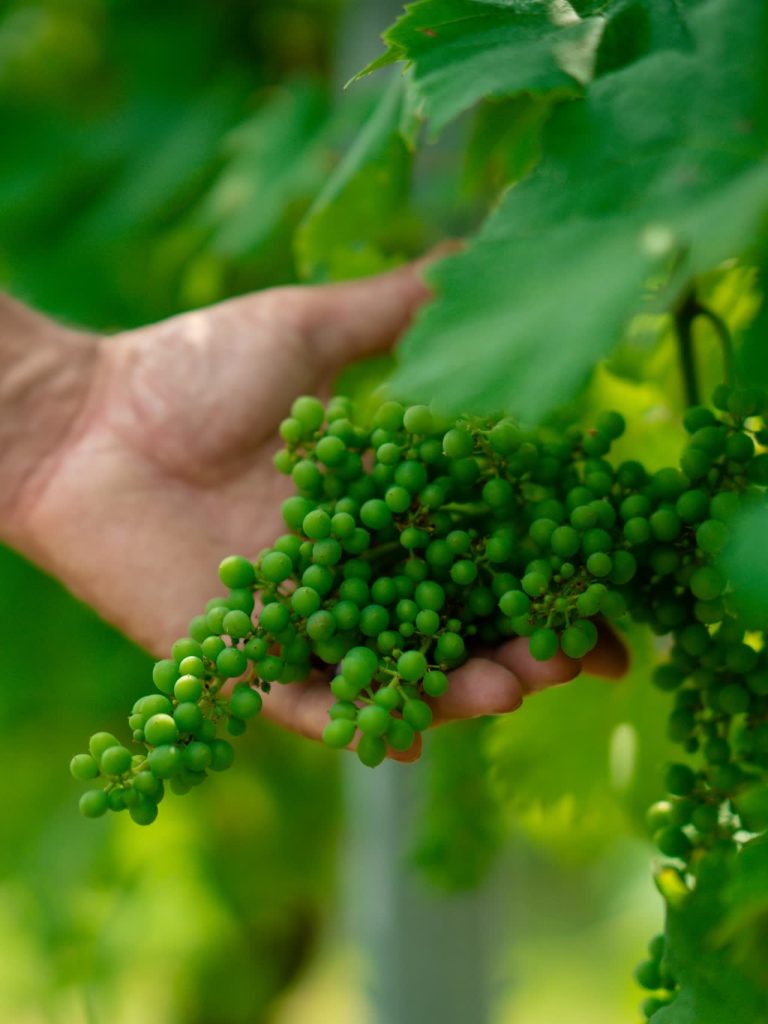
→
(389, 0, 768, 420)
(355, 0, 605, 136)
(652, 845, 768, 1023)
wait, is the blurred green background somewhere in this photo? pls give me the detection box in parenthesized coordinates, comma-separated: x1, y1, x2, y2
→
(0, 2, 684, 1021)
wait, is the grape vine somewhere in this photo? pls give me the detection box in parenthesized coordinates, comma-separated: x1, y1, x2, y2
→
(71, 384, 768, 1019)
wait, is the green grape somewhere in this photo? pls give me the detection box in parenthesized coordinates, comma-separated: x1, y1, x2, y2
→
(333, 600, 361, 630)
(302, 565, 334, 595)
(292, 586, 322, 616)
(550, 525, 580, 557)
(219, 555, 255, 590)
(370, 577, 397, 605)
(152, 659, 178, 694)
(438, 426, 471, 460)
(655, 825, 692, 859)
(423, 670, 449, 697)
(359, 604, 389, 637)
(209, 739, 235, 772)
(634, 959, 662, 990)
(135, 694, 173, 718)
(79, 789, 109, 818)
(357, 735, 387, 767)
(172, 638, 203, 664)
(596, 411, 625, 438)
(148, 745, 183, 778)
(488, 419, 521, 453)
(222, 609, 253, 639)
(341, 647, 379, 688)
(216, 647, 247, 679)
(414, 581, 446, 611)
(256, 654, 285, 680)
(243, 636, 268, 661)
(374, 687, 401, 711)
(373, 401, 405, 432)
(387, 718, 416, 751)
(178, 656, 205, 678)
(397, 650, 428, 682)
(182, 743, 212, 772)
(129, 798, 159, 826)
(282, 496, 313, 530)
(718, 683, 750, 715)
(304, 610, 334, 641)
(624, 516, 651, 544)
(586, 552, 612, 578)
(174, 703, 204, 734)
(88, 732, 120, 761)
(357, 705, 390, 737)
(70, 753, 100, 781)
(261, 551, 294, 583)
(665, 763, 697, 796)
(145, 714, 179, 747)
(100, 746, 133, 775)
(331, 675, 360, 702)
(529, 628, 559, 661)
(522, 572, 548, 597)
(676, 489, 709, 523)
(689, 566, 725, 600)
(395, 460, 428, 493)
(560, 626, 594, 659)
(435, 633, 465, 664)
(402, 699, 433, 731)
(291, 396, 325, 433)
(581, 528, 612, 555)
(316, 435, 346, 466)
(323, 719, 356, 749)
(415, 609, 440, 635)
(329, 701, 358, 721)
(403, 404, 434, 434)
(680, 446, 711, 480)
(303, 508, 332, 539)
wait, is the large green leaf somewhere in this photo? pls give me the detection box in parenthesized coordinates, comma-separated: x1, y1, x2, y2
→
(721, 506, 768, 623)
(389, 0, 768, 419)
(652, 847, 768, 1023)
(358, 0, 605, 135)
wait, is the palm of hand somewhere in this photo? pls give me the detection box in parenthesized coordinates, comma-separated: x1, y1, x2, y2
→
(13, 268, 626, 757)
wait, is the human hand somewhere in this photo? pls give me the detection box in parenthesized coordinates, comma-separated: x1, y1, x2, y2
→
(0, 263, 627, 759)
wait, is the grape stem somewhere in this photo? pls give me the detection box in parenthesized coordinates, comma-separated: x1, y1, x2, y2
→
(675, 293, 701, 407)
(675, 292, 737, 406)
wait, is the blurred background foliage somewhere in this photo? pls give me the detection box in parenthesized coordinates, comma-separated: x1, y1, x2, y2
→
(0, 1, 728, 1022)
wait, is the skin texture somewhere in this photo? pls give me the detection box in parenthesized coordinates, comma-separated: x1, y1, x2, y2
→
(0, 260, 627, 761)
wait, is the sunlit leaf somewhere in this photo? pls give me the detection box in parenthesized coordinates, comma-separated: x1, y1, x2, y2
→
(390, 0, 768, 419)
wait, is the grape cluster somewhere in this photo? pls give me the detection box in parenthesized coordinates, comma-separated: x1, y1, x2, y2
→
(70, 384, 768, 1011)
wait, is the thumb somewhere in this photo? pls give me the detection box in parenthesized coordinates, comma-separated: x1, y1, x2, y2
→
(277, 245, 458, 372)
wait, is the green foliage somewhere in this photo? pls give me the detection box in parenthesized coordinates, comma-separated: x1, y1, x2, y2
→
(296, 76, 420, 282)
(652, 846, 768, 1023)
(7, 0, 768, 1018)
(356, 0, 603, 136)
(386, 0, 768, 418)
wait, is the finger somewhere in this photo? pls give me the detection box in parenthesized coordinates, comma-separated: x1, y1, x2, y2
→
(581, 621, 630, 679)
(276, 246, 458, 372)
(489, 636, 582, 694)
(430, 657, 524, 725)
(260, 674, 421, 763)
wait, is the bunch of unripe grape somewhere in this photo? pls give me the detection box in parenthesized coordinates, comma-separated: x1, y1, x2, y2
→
(70, 383, 768, 1012)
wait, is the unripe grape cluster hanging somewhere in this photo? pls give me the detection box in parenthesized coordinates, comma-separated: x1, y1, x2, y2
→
(71, 383, 768, 1018)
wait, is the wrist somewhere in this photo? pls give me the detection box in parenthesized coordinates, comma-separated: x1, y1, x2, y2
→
(0, 295, 101, 547)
